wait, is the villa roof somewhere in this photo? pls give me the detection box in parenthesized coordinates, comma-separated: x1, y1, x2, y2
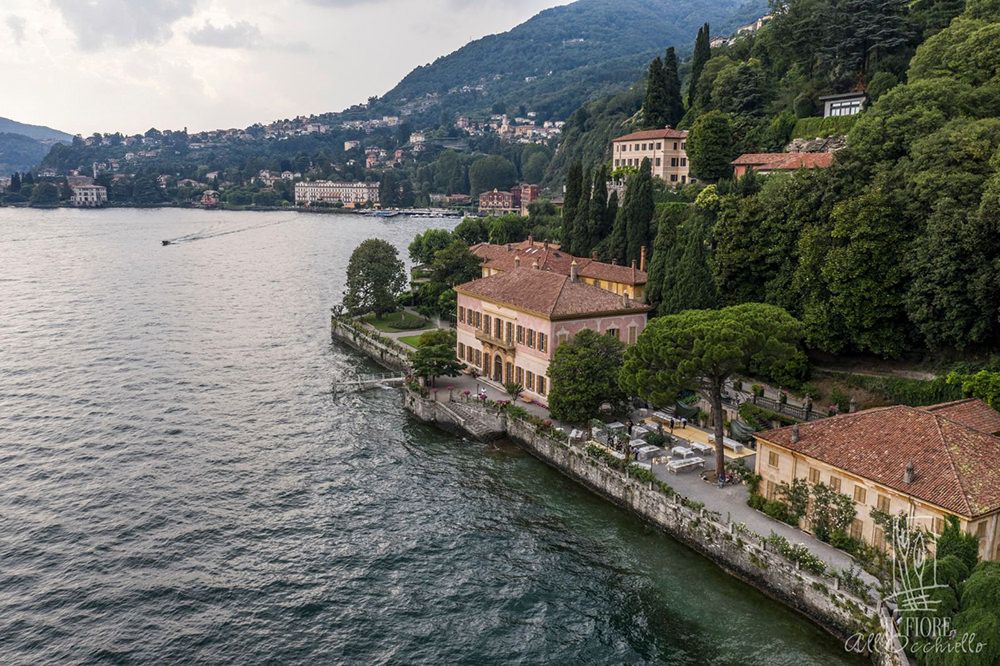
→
(455, 268, 651, 321)
(758, 401, 1000, 518)
(470, 241, 647, 287)
(613, 127, 688, 142)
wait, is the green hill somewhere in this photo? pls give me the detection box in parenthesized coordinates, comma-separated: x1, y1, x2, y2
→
(0, 117, 73, 174)
(381, 0, 768, 122)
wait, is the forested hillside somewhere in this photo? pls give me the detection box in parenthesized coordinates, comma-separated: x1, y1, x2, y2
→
(0, 117, 72, 174)
(554, 0, 1000, 360)
(382, 0, 767, 123)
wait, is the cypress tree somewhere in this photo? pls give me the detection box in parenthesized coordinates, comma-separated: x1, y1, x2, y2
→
(562, 161, 583, 251)
(645, 204, 684, 309)
(624, 158, 656, 267)
(642, 57, 669, 129)
(663, 47, 685, 128)
(688, 23, 711, 109)
(570, 166, 592, 256)
(10, 172, 21, 192)
(586, 166, 610, 256)
(606, 189, 618, 231)
(660, 213, 718, 315)
(608, 201, 627, 265)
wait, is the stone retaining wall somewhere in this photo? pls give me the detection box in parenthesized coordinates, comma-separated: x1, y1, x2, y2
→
(404, 388, 906, 666)
(330, 315, 412, 372)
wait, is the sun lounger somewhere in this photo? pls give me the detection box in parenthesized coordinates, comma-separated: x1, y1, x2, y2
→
(690, 442, 713, 455)
(671, 445, 695, 458)
(667, 457, 705, 473)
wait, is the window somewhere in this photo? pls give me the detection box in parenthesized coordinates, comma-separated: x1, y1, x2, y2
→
(615, 159, 620, 167)
(670, 174, 678, 182)
(474, 311, 481, 328)
(681, 176, 687, 184)
(849, 519, 863, 540)
(765, 480, 778, 500)
(538, 333, 547, 353)
(606, 327, 619, 340)
(673, 142, 678, 150)
(830, 476, 842, 492)
(494, 318, 502, 339)
(537, 376, 547, 395)
(506, 322, 513, 343)
(458, 342, 465, 358)
(515, 367, 523, 384)
(681, 142, 686, 150)
(680, 158, 687, 167)
(505, 362, 513, 384)
(655, 158, 661, 167)
(767, 451, 779, 468)
(933, 517, 945, 535)
(516, 325, 524, 343)
(527, 329, 536, 348)
(628, 325, 637, 344)
(475, 349, 483, 367)
(977, 521, 987, 540)
(877, 494, 890, 514)
(634, 143, 640, 150)
(458, 306, 465, 323)
(483, 314, 491, 333)
(873, 526, 887, 550)
(808, 468, 820, 484)
(854, 486, 867, 504)
(526, 371, 534, 391)
(671, 157, 678, 167)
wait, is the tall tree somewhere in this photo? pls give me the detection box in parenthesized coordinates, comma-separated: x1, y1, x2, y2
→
(645, 204, 684, 310)
(621, 303, 804, 479)
(688, 23, 711, 109)
(585, 165, 610, 255)
(549, 329, 628, 424)
(623, 158, 655, 266)
(687, 110, 735, 182)
(411, 329, 463, 387)
(342, 239, 407, 319)
(643, 57, 670, 129)
(659, 214, 718, 315)
(562, 161, 584, 251)
(663, 47, 685, 127)
(570, 166, 592, 256)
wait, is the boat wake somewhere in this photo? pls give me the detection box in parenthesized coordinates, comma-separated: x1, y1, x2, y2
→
(161, 216, 300, 246)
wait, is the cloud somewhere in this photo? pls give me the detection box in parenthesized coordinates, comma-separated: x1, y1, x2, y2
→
(51, 0, 197, 50)
(188, 21, 262, 49)
(5, 15, 26, 45)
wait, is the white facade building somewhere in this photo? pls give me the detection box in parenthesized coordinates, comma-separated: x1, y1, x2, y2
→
(294, 181, 380, 206)
(71, 185, 108, 207)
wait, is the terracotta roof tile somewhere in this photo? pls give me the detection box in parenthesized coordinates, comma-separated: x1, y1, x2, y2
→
(470, 242, 647, 286)
(455, 268, 651, 320)
(758, 403, 1000, 518)
(922, 399, 1000, 436)
(732, 152, 835, 170)
(613, 128, 688, 142)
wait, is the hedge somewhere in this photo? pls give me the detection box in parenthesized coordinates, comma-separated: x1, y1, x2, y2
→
(791, 115, 858, 140)
(822, 372, 962, 407)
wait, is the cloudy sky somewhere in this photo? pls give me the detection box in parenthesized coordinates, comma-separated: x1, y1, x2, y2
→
(2, 0, 565, 136)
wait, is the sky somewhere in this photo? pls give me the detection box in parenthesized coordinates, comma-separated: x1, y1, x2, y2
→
(2, 0, 566, 136)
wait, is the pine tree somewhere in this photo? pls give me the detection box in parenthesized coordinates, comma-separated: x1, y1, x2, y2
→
(643, 57, 669, 129)
(663, 47, 685, 127)
(688, 23, 711, 109)
(623, 159, 656, 267)
(570, 166, 592, 256)
(562, 161, 583, 251)
(585, 166, 609, 256)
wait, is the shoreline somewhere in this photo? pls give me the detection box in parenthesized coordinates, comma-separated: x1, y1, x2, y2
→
(0, 203, 468, 217)
(331, 321, 905, 666)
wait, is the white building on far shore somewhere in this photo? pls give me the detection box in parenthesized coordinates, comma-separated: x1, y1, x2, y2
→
(71, 184, 108, 207)
(294, 181, 379, 206)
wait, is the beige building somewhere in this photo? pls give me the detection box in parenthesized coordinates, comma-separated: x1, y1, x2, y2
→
(612, 127, 690, 185)
(294, 181, 379, 206)
(756, 399, 1000, 561)
(71, 185, 108, 207)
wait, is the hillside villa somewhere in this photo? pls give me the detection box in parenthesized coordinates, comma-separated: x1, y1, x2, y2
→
(470, 238, 648, 302)
(455, 260, 651, 406)
(755, 399, 1000, 561)
(478, 184, 540, 216)
(731, 152, 835, 178)
(612, 127, 690, 185)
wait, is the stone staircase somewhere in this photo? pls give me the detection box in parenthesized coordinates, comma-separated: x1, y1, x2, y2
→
(437, 400, 505, 441)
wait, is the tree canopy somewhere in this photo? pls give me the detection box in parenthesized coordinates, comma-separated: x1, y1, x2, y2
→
(548, 329, 628, 424)
(342, 239, 407, 318)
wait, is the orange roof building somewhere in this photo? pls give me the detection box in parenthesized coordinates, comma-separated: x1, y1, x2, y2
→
(454, 265, 650, 407)
(612, 126, 691, 185)
(470, 237, 648, 302)
(732, 152, 835, 178)
(755, 400, 1000, 560)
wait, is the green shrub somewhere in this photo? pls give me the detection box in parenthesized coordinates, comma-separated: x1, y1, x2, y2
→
(738, 403, 796, 430)
(764, 500, 792, 523)
(748, 493, 767, 511)
(824, 371, 963, 407)
(791, 115, 858, 140)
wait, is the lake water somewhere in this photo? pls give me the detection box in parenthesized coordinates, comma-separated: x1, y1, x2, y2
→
(0, 208, 863, 664)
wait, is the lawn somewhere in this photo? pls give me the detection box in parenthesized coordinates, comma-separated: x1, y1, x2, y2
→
(360, 310, 430, 333)
(398, 334, 425, 348)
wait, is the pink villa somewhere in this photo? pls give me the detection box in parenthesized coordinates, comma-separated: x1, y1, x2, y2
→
(454, 262, 651, 406)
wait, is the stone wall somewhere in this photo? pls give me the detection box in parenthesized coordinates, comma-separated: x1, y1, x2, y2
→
(330, 315, 412, 372)
(404, 388, 906, 666)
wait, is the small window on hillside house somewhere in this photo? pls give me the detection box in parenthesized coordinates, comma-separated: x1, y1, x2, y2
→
(768, 451, 779, 468)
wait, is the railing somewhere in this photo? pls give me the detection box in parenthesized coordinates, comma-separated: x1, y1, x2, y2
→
(475, 329, 515, 351)
(723, 390, 825, 422)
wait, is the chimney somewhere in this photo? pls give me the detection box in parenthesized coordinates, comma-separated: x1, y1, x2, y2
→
(570, 260, 578, 282)
(849, 397, 857, 413)
(904, 463, 915, 484)
(791, 425, 800, 443)
(611, 258, 617, 266)
(640, 246, 647, 272)
(514, 255, 521, 269)
(631, 259, 637, 270)
(621, 293, 628, 307)
(506, 243, 512, 251)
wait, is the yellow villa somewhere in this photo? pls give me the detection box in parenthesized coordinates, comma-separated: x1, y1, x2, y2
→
(755, 399, 1000, 561)
(469, 238, 648, 303)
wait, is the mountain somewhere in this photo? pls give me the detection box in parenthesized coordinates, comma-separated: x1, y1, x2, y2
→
(380, 0, 768, 122)
(0, 117, 73, 174)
